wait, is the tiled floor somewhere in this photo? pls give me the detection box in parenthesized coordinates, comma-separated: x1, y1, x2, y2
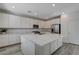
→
(0, 43, 79, 55)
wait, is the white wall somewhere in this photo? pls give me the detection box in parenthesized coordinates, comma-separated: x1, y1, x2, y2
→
(61, 10, 79, 45)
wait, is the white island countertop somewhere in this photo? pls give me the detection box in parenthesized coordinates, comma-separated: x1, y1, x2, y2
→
(21, 33, 61, 46)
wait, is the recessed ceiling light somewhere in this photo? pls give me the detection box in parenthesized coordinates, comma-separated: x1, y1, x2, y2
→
(62, 12, 65, 14)
(52, 4, 55, 7)
(12, 6, 15, 8)
(27, 10, 31, 13)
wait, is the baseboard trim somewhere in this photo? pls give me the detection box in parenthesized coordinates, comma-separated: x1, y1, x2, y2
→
(0, 43, 21, 49)
(51, 45, 63, 55)
(63, 42, 79, 46)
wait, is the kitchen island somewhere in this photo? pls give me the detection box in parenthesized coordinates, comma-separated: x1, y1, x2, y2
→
(21, 33, 62, 55)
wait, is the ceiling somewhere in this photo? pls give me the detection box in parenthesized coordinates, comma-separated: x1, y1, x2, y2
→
(0, 3, 79, 20)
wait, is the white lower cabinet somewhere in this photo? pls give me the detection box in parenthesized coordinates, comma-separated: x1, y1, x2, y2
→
(35, 44, 50, 55)
(57, 38, 62, 48)
(21, 39, 62, 55)
(0, 35, 9, 47)
(0, 35, 21, 47)
(50, 41, 56, 54)
(50, 39, 62, 54)
(21, 39, 35, 55)
(8, 35, 20, 45)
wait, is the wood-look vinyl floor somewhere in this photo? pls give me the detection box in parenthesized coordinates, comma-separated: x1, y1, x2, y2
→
(53, 43, 79, 55)
(0, 43, 79, 55)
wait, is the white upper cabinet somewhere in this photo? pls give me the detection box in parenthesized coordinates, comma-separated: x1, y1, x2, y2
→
(33, 19, 39, 25)
(0, 13, 22, 28)
(32, 20, 45, 28)
(9, 15, 21, 28)
(0, 13, 9, 28)
(44, 21, 51, 28)
(0, 13, 45, 28)
(20, 17, 45, 28)
(20, 17, 33, 28)
(50, 18, 60, 24)
(38, 21, 45, 28)
(44, 18, 60, 28)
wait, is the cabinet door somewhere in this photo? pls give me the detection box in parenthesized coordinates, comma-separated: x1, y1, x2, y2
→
(44, 21, 51, 28)
(0, 35, 9, 47)
(50, 40, 58, 54)
(50, 18, 60, 24)
(9, 15, 21, 28)
(57, 38, 62, 48)
(32, 20, 45, 28)
(0, 13, 9, 28)
(50, 42, 55, 54)
(8, 35, 20, 45)
(39, 21, 45, 28)
(20, 17, 33, 28)
(35, 44, 50, 55)
(21, 39, 35, 55)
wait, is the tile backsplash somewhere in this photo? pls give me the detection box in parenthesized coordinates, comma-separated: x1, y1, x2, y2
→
(4, 28, 51, 34)
(0, 28, 51, 34)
